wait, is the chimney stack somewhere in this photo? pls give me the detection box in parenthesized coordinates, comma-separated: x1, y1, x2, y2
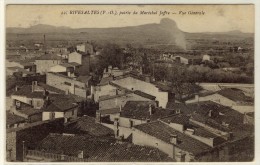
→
(15, 85, 19, 91)
(208, 110, 212, 117)
(119, 105, 122, 112)
(149, 104, 153, 115)
(195, 94, 199, 102)
(170, 134, 178, 145)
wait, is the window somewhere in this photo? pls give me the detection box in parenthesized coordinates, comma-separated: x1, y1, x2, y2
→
(130, 120, 134, 128)
(50, 112, 55, 120)
(72, 110, 74, 116)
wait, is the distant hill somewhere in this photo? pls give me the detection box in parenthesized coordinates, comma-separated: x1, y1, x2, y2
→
(6, 18, 254, 50)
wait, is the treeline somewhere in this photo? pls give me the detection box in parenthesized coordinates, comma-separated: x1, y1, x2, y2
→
(154, 63, 253, 84)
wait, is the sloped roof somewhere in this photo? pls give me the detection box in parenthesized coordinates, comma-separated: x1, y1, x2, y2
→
(133, 90, 156, 100)
(68, 62, 81, 67)
(99, 76, 114, 86)
(161, 114, 190, 125)
(186, 101, 254, 140)
(64, 115, 114, 136)
(36, 54, 63, 60)
(6, 112, 26, 125)
(218, 88, 254, 103)
(99, 93, 128, 101)
(19, 62, 36, 67)
(18, 102, 43, 116)
(12, 85, 61, 99)
(76, 75, 92, 83)
(36, 134, 173, 161)
(38, 83, 65, 94)
(44, 95, 78, 112)
(59, 63, 75, 68)
(97, 107, 121, 115)
(121, 101, 174, 121)
(134, 121, 212, 156)
(160, 114, 221, 139)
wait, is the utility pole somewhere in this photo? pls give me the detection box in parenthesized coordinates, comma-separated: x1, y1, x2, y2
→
(43, 34, 47, 54)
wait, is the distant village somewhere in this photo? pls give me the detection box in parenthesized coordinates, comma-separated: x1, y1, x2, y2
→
(6, 35, 254, 162)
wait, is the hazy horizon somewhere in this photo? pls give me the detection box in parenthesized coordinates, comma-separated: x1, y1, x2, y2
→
(6, 5, 254, 33)
(6, 22, 254, 34)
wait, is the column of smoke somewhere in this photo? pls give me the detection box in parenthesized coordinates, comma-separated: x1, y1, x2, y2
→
(174, 32, 187, 50)
(160, 18, 187, 50)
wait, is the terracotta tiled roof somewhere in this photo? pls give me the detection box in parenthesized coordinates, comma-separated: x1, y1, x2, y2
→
(121, 101, 174, 121)
(44, 95, 78, 112)
(186, 101, 254, 140)
(134, 121, 212, 156)
(64, 115, 114, 137)
(12, 85, 61, 99)
(161, 114, 190, 125)
(36, 134, 174, 161)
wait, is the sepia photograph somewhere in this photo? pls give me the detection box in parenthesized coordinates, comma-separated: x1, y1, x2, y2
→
(4, 4, 255, 162)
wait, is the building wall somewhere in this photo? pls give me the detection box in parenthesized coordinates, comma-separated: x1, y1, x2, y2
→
(42, 112, 64, 121)
(6, 119, 65, 161)
(119, 117, 147, 128)
(6, 97, 13, 111)
(11, 95, 45, 110)
(232, 105, 254, 114)
(202, 55, 210, 62)
(132, 128, 205, 162)
(185, 94, 235, 107)
(35, 60, 62, 74)
(42, 108, 77, 121)
(46, 72, 89, 98)
(99, 93, 152, 110)
(49, 65, 68, 73)
(132, 129, 174, 158)
(94, 84, 118, 102)
(112, 77, 168, 108)
(6, 132, 17, 161)
(64, 108, 78, 119)
(68, 52, 82, 64)
(116, 126, 133, 139)
(77, 56, 90, 75)
(76, 43, 94, 54)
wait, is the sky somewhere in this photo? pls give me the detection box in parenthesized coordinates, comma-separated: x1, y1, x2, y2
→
(6, 5, 254, 33)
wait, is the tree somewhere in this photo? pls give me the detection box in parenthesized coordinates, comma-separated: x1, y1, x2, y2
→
(100, 43, 124, 69)
(166, 64, 197, 101)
